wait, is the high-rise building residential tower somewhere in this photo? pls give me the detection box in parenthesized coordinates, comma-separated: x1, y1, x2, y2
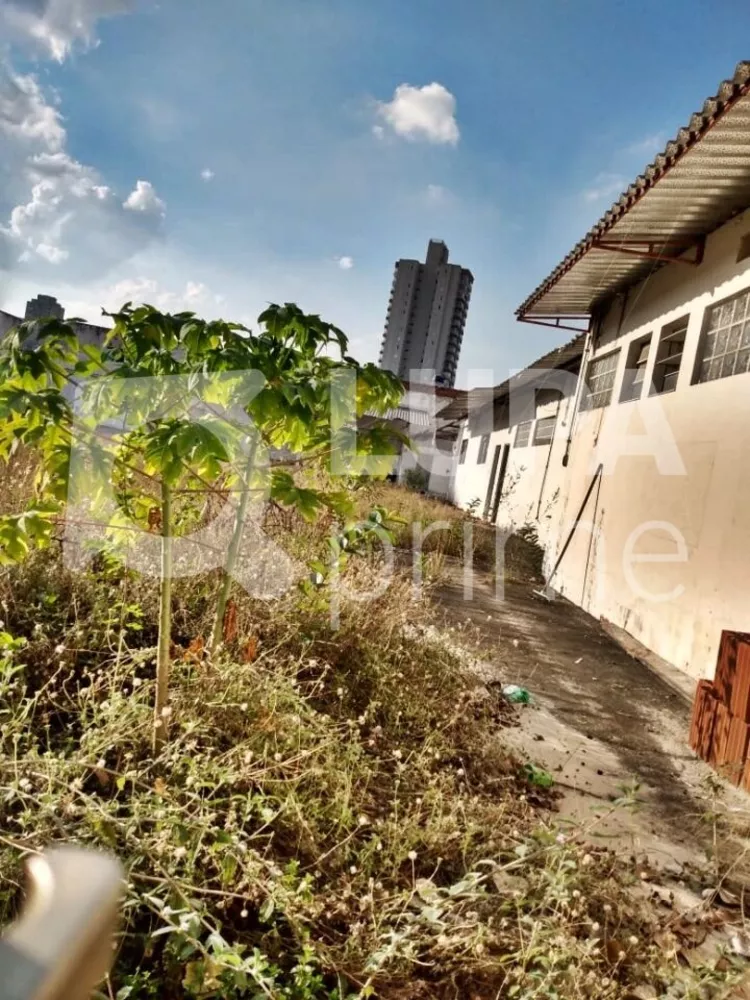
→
(378, 239, 473, 387)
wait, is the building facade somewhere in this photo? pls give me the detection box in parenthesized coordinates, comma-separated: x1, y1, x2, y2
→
(451, 60, 750, 684)
(378, 239, 473, 388)
(0, 295, 108, 346)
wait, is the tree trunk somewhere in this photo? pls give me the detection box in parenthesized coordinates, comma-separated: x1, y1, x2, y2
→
(153, 479, 173, 752)
(210, 436, 258, 654)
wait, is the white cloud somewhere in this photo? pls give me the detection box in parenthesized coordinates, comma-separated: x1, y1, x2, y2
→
(426, 183, 448, 204)
(372, 124, 384, 140)
(200, 168, 215, 182)
(335, 255, 354, 270)
(123, 180, 166, 216)
(582, 172, 627, 203)
(1, 90, 165, 279)
(185, 280, 208, 301)
(101, 276, 213, 312)
(1, 0, 133, 61)
(375, 82, 459, 145)
(0, 66, 65, 152)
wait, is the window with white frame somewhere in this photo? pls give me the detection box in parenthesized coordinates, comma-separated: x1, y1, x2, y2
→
(651, 318, 687, 394)
(514, 421, 532, 447)
(620, 336, 651, 402)
(533, 415, 556, 445)
(476, 433, 490, 464)
(458, 439, 468, 464)
(581, 350, 620, 409)
(695, 290, 750, 383)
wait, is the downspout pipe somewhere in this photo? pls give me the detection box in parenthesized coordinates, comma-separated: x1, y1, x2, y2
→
(562, 314, 596, 467)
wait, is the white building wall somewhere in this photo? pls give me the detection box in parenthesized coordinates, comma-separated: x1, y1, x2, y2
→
(451, 384, 578, 542)
(451, 206, 750, 681)
(536, 207, 750, 681)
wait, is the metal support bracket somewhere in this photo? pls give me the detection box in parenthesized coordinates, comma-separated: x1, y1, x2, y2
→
(591, 235, 705, 266)
(517, 315, 591, 334)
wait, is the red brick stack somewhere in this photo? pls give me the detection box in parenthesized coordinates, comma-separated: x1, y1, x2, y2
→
(690, 631, 750, 789)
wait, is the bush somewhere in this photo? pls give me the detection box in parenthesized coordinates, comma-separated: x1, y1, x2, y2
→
(402, 467, 430, 492)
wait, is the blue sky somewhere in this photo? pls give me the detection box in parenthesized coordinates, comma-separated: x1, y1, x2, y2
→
(1, 0, 749, 385)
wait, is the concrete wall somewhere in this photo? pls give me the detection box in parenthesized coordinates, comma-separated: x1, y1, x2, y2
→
(545, 207, 750, 681)
(451, 380, 578, 541)
(454, 206, 750, 681)
(0, 310, 18, 340)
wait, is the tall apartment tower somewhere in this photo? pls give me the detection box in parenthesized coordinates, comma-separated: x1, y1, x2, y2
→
(378, 239, 473, 387)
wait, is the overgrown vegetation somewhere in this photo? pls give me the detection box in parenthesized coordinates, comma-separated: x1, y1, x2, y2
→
(355, 482, 544, 582)
(0, 306, 740, 998)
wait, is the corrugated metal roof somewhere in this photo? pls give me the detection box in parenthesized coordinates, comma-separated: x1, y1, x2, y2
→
(438, 333, 586, 422)
(381, 405, 432, 426)
(517, 61, 750, 319)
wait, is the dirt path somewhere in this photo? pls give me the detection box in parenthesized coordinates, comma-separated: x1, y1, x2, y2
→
(435, 564, 750, 873)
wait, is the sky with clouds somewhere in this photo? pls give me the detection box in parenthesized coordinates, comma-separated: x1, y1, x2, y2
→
(1, 0, 749, 384)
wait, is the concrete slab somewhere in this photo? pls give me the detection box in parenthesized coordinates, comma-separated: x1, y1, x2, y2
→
(435, 565, 750, 872)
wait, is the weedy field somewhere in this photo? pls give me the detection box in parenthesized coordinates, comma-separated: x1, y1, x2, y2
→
(0, 491, 741, 1000)
(0, 307, 743, 999)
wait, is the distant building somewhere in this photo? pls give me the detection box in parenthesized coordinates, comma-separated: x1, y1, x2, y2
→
(362, 380, 467, 497)
(378, 239, 473, 388)
(0, 295, 108, 348)
(24, 294, 64, 322)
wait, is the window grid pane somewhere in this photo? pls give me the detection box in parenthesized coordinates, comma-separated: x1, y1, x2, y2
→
(651, 320, 687, 395)
(515, 421, 532, 447)
(533, 415, 557, 445)
(698, 291, 750, 383)
(582, 351, 620, 410)
(477, 434, 490, 464)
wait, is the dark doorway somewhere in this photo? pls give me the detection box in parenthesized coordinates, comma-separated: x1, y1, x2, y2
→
(482, 445, 501, 519)
(485, 445, 509, 524)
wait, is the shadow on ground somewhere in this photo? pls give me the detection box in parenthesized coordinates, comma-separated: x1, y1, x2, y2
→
(436, 564, 750, 871)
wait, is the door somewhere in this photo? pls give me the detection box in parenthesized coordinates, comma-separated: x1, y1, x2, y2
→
(489, 445, 510, 524)
(482, 445, 502, 520)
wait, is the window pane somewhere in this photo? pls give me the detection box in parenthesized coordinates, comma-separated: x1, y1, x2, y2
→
(652, 321, 686, 394)
(584, 351, 620, 408)
(636, 343, 650, 365)
(533, 415, 556, 444)
(696, 292, 750, 384)
(515, 421, 532, 447)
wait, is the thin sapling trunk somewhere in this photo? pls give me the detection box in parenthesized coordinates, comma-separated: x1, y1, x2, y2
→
(210, 435, 258, 654)
(154, 479, 173, 751)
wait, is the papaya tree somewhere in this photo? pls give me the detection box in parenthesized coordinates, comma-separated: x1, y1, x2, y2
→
(0, 303, 404, 750)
